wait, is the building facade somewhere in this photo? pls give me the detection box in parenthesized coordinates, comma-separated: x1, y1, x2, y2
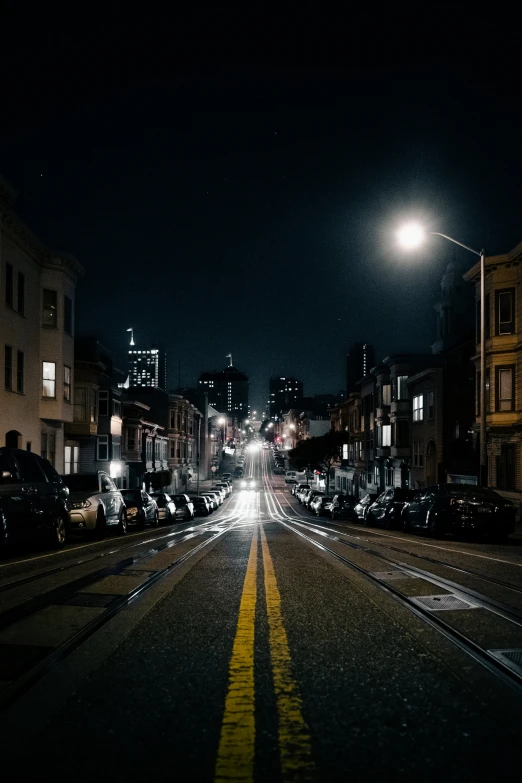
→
(268, 376, 303, 420)
(464, 241, 522, 508)
(0, 175, 84, 472)
(168, 394, 204, 493)
(127, 345, 166, 390)
(198, 364, 249, 418)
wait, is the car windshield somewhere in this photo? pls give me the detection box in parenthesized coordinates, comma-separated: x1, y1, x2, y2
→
(121, 490, 141, 503)
(62, 474, 99, 492)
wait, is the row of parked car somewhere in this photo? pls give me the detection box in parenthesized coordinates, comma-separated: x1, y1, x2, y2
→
(0, 447, 235, 553)
(291, 481, 516, 541)
(272, 448, 287, 475)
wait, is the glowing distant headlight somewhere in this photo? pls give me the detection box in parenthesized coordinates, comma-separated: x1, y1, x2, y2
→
(241, 481, 247, 488)
(250, 480, 256, 488)
(71, 500, 91, 509)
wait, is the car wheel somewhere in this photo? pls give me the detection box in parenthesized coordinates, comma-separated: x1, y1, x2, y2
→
(117, 508, 128, 535)
(365, 511, 375, 527)
(402, 511, 412, 534)
(152, 510, 160, 528)
(93, 506, 107, 539)
(137, 511, 146, 530)
(428, 511, 444, 539)
(0, 513, 9, 554)
(50, 512, 69, 548)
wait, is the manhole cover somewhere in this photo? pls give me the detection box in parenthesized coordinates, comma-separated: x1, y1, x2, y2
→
(372, 571, 415, 582)
(488, 649, 522, 676)
(410, 594, 479, 611)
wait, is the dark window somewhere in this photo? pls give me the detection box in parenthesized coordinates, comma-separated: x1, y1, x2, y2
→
(5, 263, 13, 307)
(5, 345, 12, 389)
(496, 366, 515, 412)
(64, 295, 73, 335)
(16, 350, 24, 393)
(496, 444, 516, 491)
(428, 390, 434, 419)
(397, 420, 409, 447)
(17, 272, 25, 315)
(98, 390, 109, 416)
(64, 365, 71, 401)
(496, 288, 515, 335)
(42, 289, 58, 327)
(14, 451, 47, 482)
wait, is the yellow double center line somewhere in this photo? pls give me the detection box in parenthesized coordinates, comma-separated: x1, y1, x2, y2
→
(215, 525, 314, 782)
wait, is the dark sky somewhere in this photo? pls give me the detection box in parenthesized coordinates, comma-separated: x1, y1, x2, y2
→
(1, 14, 520, 415)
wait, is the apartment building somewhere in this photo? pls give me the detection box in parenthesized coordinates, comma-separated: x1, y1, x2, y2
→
(0, 176, 83, 471)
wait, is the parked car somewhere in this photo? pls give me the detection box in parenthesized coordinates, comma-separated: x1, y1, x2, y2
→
(402, 483, 516, 540)
(203, 492, 221, 509)
(304, 490, 324, 509)
(188, 495, 212, 516)
(297, 486, 311, 503)
(367, 488, 416, 529)
(330, 494, 357, 521)
(353, 493, 379, 522)
(211, 486, 226, 502)
(221, 472, 232, 481)
(63, 471, 127, 538)
(120, 489, 159, 528)
(285, 471, 298, 483)
(215, 482, 232, 497)
(310, 495, 333, 516)
(292, 483, 310, 497)
(0, 447, 71, 549)
(170, 494, 195, 520)
(150, 492, 177, 523)
(234, 467, 244, 477)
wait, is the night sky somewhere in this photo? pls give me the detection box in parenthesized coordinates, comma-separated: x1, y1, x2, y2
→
(1, 15, 520, 415)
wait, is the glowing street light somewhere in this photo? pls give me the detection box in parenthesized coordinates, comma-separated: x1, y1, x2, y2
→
(397, 222, 486, 485)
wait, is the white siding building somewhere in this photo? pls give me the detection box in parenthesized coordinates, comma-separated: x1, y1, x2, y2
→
(0, 176, 84, 472)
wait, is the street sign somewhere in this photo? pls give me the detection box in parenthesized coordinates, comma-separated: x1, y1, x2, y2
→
(211, 466, 217, 473)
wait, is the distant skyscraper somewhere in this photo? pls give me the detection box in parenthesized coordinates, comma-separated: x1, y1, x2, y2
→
(199, 361, 249, 416)
(128, 346, 166, 389)
(268, 376, 303, 419)
(346, 343, 375, 393)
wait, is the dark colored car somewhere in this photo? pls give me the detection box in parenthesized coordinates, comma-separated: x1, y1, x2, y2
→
(0, 447, 70, 549)
(366, 488, 416, 529)
(303, 490, 324, 509)
(121, 490, 159, 528)
(273, 467, 285, 475)
(330, 493, 357, 521)
(402, 483, 516, 541)
(188, 495, 212, 516)
(150, 493, 177, 523)
(234, 467, 244, 477)
(353, 493, 378, 522)
(292, 483, 310, 497)
(310, 495, 333, 516)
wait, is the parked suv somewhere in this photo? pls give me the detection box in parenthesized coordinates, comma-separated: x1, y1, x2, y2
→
(330, 494, 357, 520)
(121, 490, 159, 528)
(402, 483, 516, 540)
(0, 447, 70, 549)
(366, 488, 416, 529)
(62, 471, 127, 538)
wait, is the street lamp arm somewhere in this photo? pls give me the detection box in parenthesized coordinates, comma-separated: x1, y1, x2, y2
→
(429, 232, 482, 257)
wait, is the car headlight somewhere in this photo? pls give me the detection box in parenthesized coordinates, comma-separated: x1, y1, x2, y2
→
(241, 481, 247, 488)
(71, 500, 91, 509)
(250, 481, 256, 488)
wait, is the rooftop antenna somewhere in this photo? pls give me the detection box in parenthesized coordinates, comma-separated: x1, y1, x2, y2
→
(226, 352, 233, 367)
(126, 327, 135, 346)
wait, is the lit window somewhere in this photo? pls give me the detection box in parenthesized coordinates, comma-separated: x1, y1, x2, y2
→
(42, 362, 56, 397)
(64, 365, 71, 401)
(413, 394, 424, 422)
(382, 425, 391, 447)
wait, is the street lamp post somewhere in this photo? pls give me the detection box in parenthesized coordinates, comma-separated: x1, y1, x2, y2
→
(398, 224, 486, 485)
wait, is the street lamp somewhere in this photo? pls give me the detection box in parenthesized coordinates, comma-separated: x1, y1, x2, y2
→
(397, 223, 486, 485)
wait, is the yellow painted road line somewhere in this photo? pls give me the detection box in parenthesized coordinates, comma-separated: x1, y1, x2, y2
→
(215, 527, 258, 783)
(260, 526, 315, 781)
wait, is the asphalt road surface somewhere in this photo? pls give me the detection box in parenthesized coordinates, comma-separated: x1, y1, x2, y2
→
(1, 447, 522, 781)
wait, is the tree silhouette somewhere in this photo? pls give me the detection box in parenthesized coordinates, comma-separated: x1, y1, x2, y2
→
(288, 431, 348, 494)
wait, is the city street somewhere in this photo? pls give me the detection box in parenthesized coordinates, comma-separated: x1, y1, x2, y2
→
(1, 448, 522, 781)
